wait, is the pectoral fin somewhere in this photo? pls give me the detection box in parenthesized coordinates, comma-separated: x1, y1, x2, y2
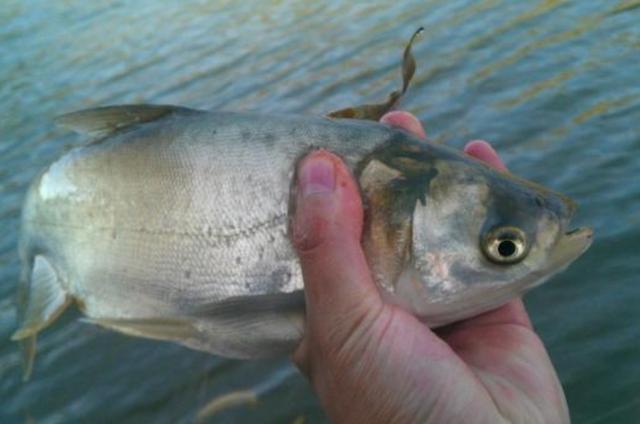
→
(55, 104, 200, 137)
(191, 291, 305, 319)
(188, 292, 305, 357)
(327, 27, 423, 121)
(83, 317, 198, 342)
(83, 293, 305, 359)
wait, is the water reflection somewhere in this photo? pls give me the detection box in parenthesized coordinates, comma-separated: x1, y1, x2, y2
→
(1, 0, 639, 422)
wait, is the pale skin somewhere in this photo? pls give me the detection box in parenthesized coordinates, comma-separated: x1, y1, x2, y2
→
(291, 111, 570, 423)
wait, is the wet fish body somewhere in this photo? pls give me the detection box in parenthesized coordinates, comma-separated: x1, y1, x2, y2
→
(14, 107, 592, 377)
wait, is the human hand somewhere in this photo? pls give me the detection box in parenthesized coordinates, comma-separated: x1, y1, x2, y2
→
(291, 111, 570, 423)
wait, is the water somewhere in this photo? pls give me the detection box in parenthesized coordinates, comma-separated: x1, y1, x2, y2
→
(1, 0, 639, 422)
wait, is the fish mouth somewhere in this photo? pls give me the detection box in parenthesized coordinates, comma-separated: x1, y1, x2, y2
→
(551, 227, 593, 267)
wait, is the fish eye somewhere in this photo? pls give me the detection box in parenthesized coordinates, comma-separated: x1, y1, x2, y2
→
(482, 226, 528, 264)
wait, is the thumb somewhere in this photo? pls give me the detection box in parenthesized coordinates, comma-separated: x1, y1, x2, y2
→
(292, 150, 382, 358)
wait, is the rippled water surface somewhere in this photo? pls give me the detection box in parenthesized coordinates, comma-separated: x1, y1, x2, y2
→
(1, 0, 639, 422)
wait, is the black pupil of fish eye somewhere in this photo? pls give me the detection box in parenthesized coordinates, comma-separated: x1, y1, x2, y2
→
(497, 239, 517, 257)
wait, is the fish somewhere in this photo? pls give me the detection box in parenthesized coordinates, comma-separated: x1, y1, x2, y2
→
(12, 29, 592, 380)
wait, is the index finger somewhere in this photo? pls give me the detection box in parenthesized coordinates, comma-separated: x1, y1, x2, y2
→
(463, 140, 508, 172)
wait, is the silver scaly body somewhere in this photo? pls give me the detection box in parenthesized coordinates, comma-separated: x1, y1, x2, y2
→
(15, 108, 591, 379)
(19, 111, 404, 358)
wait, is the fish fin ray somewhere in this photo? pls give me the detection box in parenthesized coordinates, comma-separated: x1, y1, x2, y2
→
(191, 291, 305, 319)
(55, 104, 200, 137)
(12, 255, 70, 381)
(82, 316, 198, 342)
(12, 256, 70, 341)
(188, 291, 305, 356)
(19, 335, 36, 382)
(327, 27, 423, 121)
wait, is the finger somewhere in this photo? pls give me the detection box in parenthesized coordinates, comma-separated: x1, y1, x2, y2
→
(463, 140, 507, 171)
(380, 111, 427, 139)
(292, 150, 382, 346)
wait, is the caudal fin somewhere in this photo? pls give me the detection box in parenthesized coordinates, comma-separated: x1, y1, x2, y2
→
(12, 255, 70, 380)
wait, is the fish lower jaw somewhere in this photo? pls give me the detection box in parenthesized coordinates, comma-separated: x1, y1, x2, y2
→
(386, 267, 556, 328)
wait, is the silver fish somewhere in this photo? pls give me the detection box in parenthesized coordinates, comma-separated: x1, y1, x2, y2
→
(13, 30, 592, 379)
(13, 107, 591, 377)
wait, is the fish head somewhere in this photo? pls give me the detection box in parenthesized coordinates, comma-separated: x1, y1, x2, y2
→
(360, 143, 592, 326)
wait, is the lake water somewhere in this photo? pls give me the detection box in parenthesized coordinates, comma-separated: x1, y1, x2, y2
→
(1, 0, 639, 422)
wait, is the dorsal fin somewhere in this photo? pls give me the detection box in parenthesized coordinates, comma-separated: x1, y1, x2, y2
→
(55, 104, 199, 137)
